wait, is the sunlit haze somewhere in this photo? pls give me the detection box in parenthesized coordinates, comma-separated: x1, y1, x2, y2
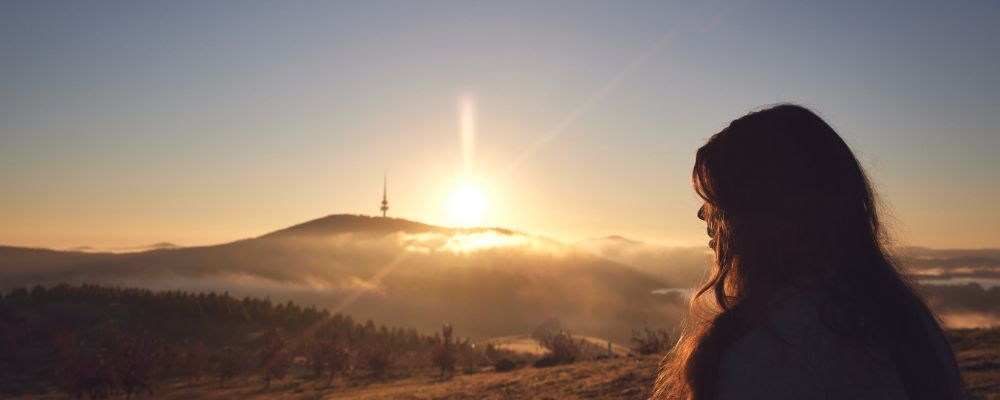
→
(449, 185, 487, 227)
(1, 1, 998, 249)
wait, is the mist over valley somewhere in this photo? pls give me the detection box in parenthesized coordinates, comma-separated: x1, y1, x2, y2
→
(2, 214, 996, 345)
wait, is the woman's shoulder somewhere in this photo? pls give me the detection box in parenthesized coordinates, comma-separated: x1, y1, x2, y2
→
(715, 287, 908, 400)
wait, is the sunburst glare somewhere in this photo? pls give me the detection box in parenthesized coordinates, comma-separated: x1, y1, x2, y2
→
(449, 185, 486, 227)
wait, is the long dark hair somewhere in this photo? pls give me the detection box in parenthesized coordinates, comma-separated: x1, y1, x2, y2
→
(653, 104, 963, 399)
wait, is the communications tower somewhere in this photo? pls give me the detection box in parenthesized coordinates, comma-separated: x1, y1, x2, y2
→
(380, 171, 389, 218)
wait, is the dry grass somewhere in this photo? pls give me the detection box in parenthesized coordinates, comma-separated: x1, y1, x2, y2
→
(15, 329, 1000, 399)
(952, 329, 1000, 397)
(148, 356, 660, 400)
(488, 334, 632, 357)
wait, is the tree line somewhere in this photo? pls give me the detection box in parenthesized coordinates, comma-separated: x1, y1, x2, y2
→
(0, 283, 673, 398)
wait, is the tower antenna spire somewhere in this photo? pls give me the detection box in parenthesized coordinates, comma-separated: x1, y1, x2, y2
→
(380, 170, 389, 218)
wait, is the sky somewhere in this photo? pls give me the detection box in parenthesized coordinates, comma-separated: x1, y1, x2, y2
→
(1, 0, 998, 249)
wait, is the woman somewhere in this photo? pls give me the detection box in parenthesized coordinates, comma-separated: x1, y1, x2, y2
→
(653, 105, 965, 399)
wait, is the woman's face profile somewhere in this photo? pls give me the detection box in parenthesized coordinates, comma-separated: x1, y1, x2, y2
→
(697, 204, 717, 249)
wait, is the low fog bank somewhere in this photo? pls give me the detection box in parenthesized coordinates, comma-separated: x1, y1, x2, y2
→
(898, 246, 1000, 281)
(574, 236, 712, 289)
(899, 247, 1000, 327)
(576, 238, 1000, 328)
(919, 283, 1000, 328)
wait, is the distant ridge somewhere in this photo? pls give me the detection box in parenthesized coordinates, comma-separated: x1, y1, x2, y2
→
(260, 214, 522, 240)
(575, 235, 645, 247)
(63, 242, 182, 254)
(0, 212, 679, 344)
(261, 214, 444, 239)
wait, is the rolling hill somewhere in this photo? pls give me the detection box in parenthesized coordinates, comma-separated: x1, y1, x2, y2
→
(0, 214, 685, 344)
(3, 214, 996, 343)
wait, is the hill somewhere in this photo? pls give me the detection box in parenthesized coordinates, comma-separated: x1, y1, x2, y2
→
(0, 284, 462, 397)
(262, 215, 444, 238)
(2, 214, 996, 343)
(0, 215, 684, 344)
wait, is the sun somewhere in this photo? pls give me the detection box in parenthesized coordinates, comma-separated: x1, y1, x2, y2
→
(449, 185, 486, 227)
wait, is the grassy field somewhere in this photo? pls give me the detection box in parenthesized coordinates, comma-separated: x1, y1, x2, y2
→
(15, 328, 1000, 399)
(488, 334, 633, 357)
(119, 355, 659, 400)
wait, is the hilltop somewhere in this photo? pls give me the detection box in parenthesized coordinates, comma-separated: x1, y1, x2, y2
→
(262, 215, 445, 238)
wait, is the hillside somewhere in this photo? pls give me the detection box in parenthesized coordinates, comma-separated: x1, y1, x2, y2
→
(16, 329, 1000, 399)
(118, 331, 1000, 400)
(155, 355, 662, 400)
(0, 215, 683, 344)
(3, 214, 999, 344)
(4, 284, 999, 399)
(0, 284, 469, 397)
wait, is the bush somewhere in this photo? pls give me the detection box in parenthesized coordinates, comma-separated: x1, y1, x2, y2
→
(630, 327, 672, 355)
(494, 358, 516, 372)
(532, 355, 560, 368)
(537, 331, 582, 366)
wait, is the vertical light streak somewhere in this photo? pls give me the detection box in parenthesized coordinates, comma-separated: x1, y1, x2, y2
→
(460, 94, 476, 182)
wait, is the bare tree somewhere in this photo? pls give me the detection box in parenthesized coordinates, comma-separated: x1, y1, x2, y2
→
(258, 328, 290, 388)
(216, 345, 248, 388)
(177, 339, 209, 386)
(431, 324, 456, 379)
(320, 336, 351, 387)
(359, 341, 394, 378)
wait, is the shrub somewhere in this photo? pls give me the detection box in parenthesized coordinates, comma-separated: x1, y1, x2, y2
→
(532, 355, 560, 368)
(494, 358, 516, 372)
(537, 331, 582, 366)
(630, 327, 672, 355)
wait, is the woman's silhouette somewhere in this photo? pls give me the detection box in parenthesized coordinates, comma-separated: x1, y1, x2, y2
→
(653, 105, 965, 399)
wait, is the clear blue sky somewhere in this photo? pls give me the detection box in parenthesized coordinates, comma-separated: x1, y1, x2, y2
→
(1, 0, 998, 248)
